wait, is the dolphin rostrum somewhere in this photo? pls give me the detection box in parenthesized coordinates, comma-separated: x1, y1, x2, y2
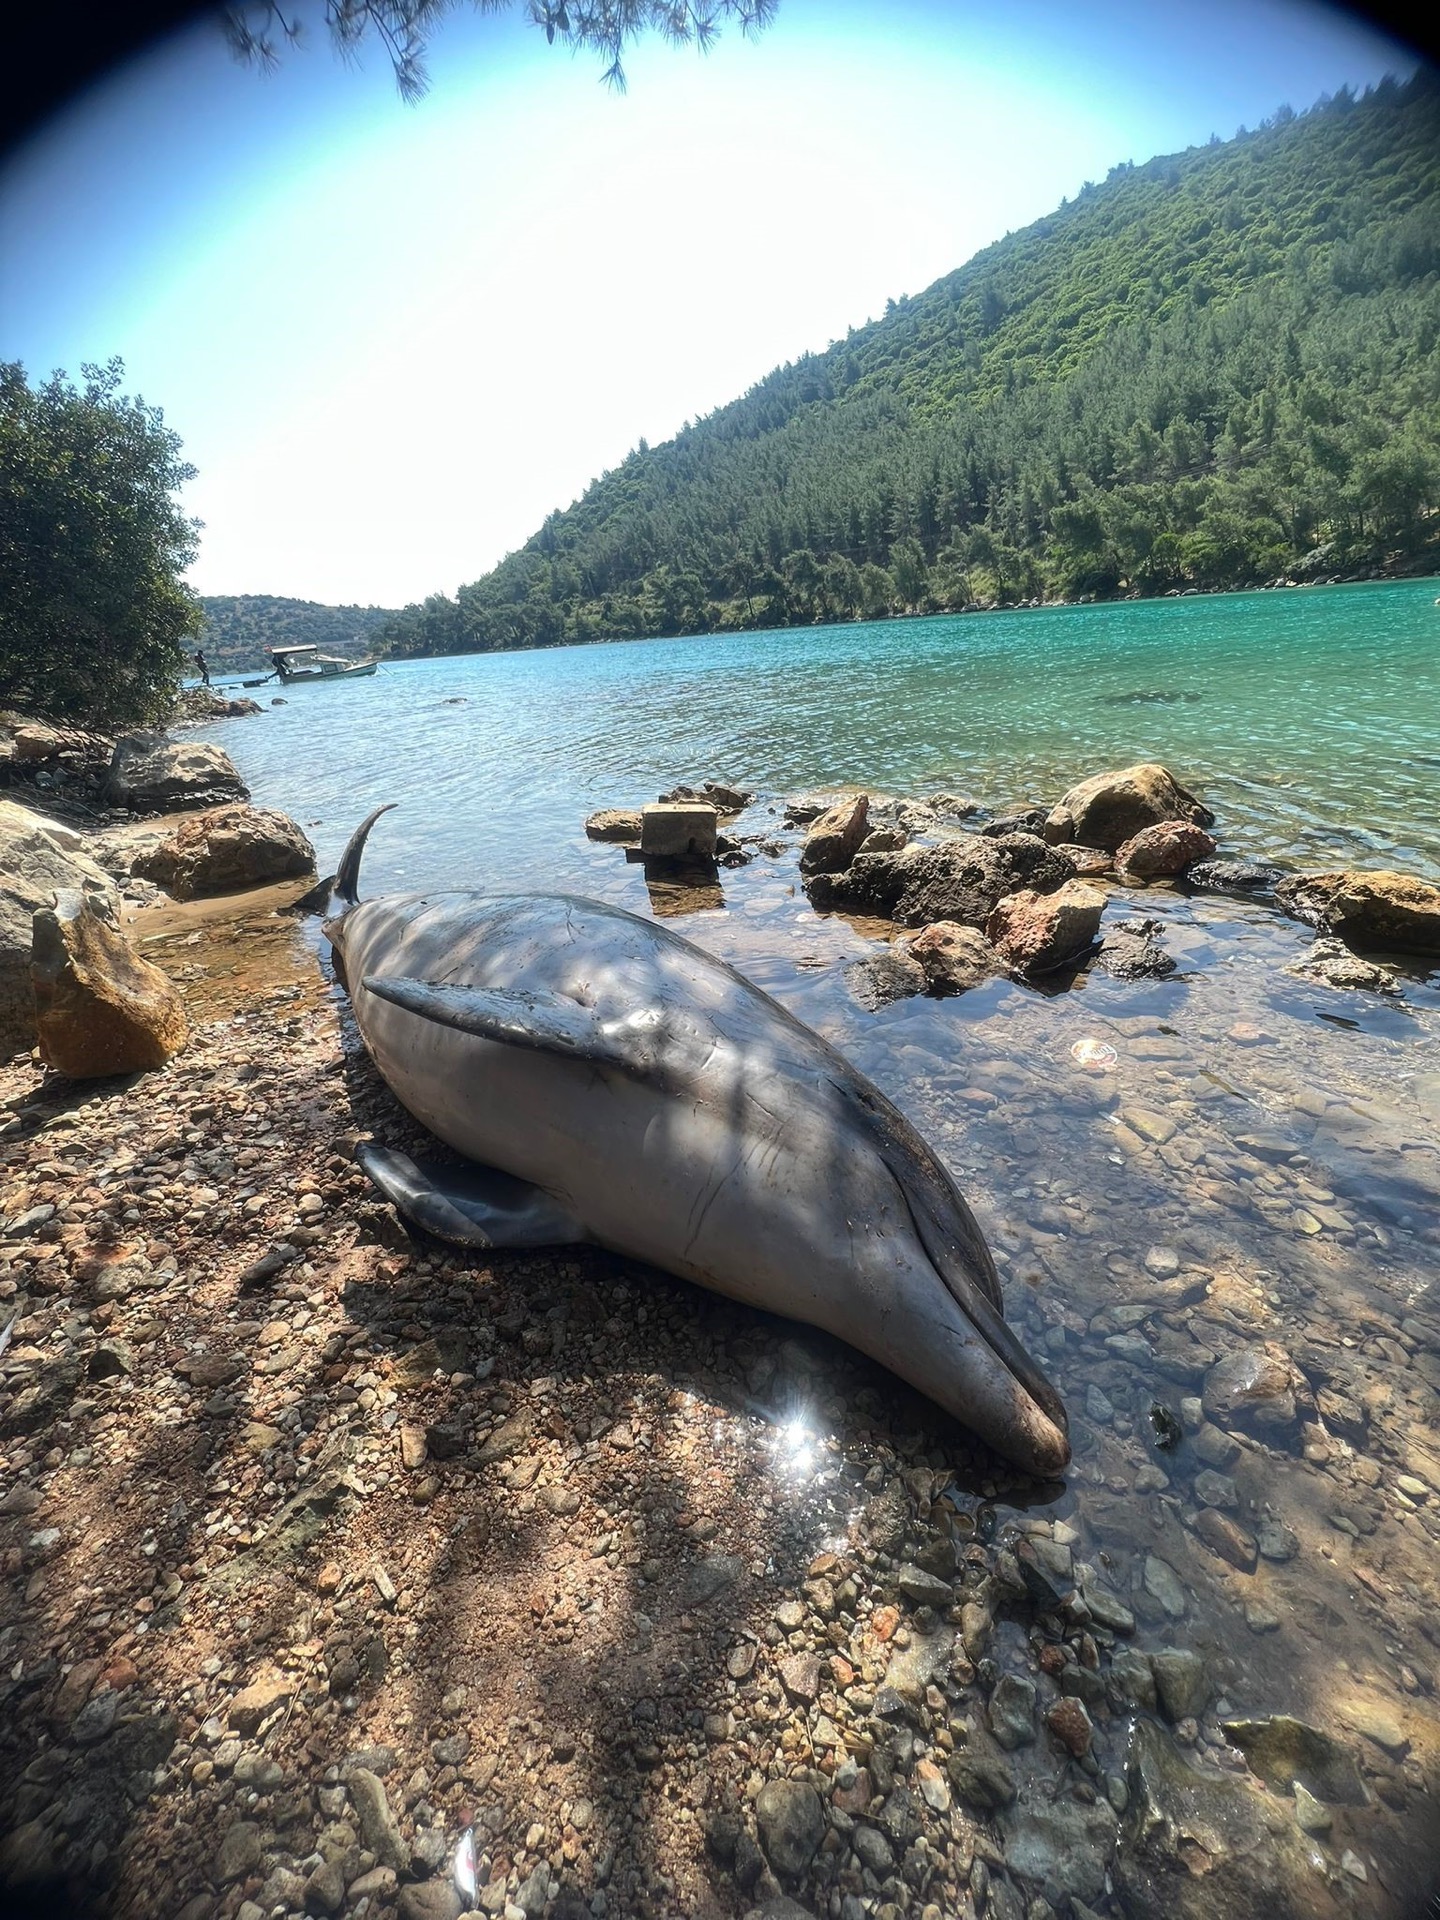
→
(324, 806, 1070, 1476)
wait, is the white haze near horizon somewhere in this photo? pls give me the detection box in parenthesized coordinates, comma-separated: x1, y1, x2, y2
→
(0, 0, 1414, 609)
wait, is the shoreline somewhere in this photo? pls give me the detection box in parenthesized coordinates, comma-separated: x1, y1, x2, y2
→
(198, 568, 1440, 682)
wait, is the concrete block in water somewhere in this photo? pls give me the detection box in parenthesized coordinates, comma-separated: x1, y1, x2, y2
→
(641, 803, 718, 860)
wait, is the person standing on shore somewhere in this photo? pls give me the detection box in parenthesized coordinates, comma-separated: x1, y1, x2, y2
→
(193, 649, 210, 685)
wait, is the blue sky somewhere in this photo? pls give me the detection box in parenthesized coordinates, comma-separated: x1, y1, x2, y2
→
(0, 0, 1415, 608)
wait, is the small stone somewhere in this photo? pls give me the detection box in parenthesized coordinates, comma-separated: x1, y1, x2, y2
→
(229, 1669, 292, 1736)
(304, 1858, 345, 1914)
(348, 1767, 411, 1873)
(1192, 1469, 1238, 1509)
(988, 1673, 1037, 1750)
(1150, 1650, 1209, 1722)
(399, 1424, 428, 1470)
(901, 1760, 945, 1823)
(1046, 1698, 1093, 1757)
(1340, 1850, 1368, 1883)
(1294, 1784, 1331, 1834)
(778, 1653, 821, 1704)
(896, 1563, 954, 1607)
(216, 1820, 262, 1884)
(946, 1751, 1017, 1810)
(1192, 1507, 1258, 1572)
(1256, 1519, 1299, 1562)
(1143, 1554, 1187, 1618)
(755, 1778, 824, 1877)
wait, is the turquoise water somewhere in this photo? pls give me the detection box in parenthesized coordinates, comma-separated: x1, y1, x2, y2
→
(205, 578, 1440, 894)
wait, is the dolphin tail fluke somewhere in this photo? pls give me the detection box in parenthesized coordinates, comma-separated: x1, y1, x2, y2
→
(355, 1141, 590, 1249)
(335, 804, 398, 905)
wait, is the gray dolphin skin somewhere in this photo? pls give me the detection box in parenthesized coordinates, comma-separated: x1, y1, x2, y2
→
(324, 806, 1070, 1477)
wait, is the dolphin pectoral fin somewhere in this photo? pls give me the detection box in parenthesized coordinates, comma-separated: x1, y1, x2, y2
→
(354, 1142, 590, 1249)
(361, 975, 699, 1082)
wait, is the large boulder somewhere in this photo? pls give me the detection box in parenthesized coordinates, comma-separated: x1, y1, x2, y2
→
(0, 800, 118, 1056)
(799, 793, 870, 875)
(808, 832, 1074, 929)
(132, 805, 316, 901)
(1115, 820, 1217, 878)
(31, 885, 187, 1078)
(104, 731, 248, 813)
(987, 881, 1107, 975)
(1044, 763, 1213, 851)
(1274, 868, 1440, 956)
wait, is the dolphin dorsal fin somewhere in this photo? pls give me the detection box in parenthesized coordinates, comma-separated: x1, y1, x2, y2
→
(361, 975, 696, 1082)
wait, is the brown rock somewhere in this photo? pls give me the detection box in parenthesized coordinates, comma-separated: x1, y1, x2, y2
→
(799, 793, 870, 875)
(32, 885, 187, 1078)
(986, 881, 1107, 974)
(1047, 1697, 1093, 1756)
(584, 808, 644, 842)
(1045, 763, 1214, 850)
(1274, 869, 1440, 956)
(0, 798, 119, 1055)
(229, 1668, 293, 1736)
(778, 1652, 822, 1704)
(132, 804, 315, 900)
(1115, 820, 1218, 878)
(1193, 1508, 1259, 1572)
(900, 921, 1003, 994)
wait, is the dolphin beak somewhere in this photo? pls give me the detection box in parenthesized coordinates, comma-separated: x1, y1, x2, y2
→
(935, 1311, 1071, 1477)
(881, 1272, 1071, 1478)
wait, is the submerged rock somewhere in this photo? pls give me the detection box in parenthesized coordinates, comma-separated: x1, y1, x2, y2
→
(1115, 1719, 1328, 1920)
(1000, 1794, 1116, 1905)
(1219, 1715, 1367, 1804)
(754, 1779, 823, 1877)
(31, 884, 187, 1078)
(133, 804, 316, 900)
(1287, 936, 1400, 995)
(1276, 867, 1440, 954)
(1094, 916, 1177, 980)
(1203, 1344, 1310, 1439)
(987, 880, 1106, 974)
(104, 731, 249, 812)
(1187, 858, 1288, 896)
(899, 920, 1003, 994)
(845, 947, 927, 1010)
(1044, 762, 1214, 851)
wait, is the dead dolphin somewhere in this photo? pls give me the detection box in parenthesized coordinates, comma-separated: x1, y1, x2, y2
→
(324, 806, 1069, 1476)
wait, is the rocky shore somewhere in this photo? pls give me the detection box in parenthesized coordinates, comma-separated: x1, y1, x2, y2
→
(3, 727, 1439, 1920)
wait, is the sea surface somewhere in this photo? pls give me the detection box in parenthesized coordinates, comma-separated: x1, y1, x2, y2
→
(208, 578, 1440, 895)
(200, 579, 1440, 1897)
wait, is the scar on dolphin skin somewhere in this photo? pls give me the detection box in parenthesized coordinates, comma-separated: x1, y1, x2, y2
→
(324, 806, 1071, 1478)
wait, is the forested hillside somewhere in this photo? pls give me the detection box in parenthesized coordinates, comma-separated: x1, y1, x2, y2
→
(378, 71, 1440, 659)
(198, 595, 397, 674)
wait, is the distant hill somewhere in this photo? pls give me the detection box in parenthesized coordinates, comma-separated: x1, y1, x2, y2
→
(197, 595, 398, 676)
(377, 70, 1440, 659)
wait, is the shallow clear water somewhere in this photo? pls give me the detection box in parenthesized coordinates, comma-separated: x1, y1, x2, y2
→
(208, 578, 1440, 893)
(202, 580, 1440, 1902)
